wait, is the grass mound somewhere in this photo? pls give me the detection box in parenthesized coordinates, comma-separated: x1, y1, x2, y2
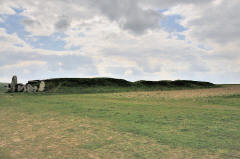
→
(42, 78, 216, 93)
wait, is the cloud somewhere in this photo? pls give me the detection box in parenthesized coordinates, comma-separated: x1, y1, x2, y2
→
(189, 1, 240, 45)
(0, 60, 46, 70)
(0, 0, 18, 15)
(0, 0, 240, 84)
(88, 0, 162, 34)
(0, 50, 99, 83)
(55, 16, 71, 32)
(0, 0, 220, 36)
(22, 18, 40, 27)
(165, 1, 240, 45)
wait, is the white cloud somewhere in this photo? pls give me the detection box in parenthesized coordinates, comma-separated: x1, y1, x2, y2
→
(0, 0, 18, 15)
(166, 1, 240, 45)
(0, 60, 46, 70)
(0, 28, 25, 45)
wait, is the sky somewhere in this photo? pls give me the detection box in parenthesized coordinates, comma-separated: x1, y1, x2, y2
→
(0, 0, 240, 84)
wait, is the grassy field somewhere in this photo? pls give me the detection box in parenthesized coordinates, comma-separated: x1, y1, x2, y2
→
(0, 85, 240, 158)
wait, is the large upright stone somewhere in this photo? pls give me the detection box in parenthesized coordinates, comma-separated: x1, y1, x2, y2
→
(17, 84, 24, 92)
(33, 86, 38, 92)
(10, 75, 17, 92)
(38, 81, 45, 92)
(7, 84, 11, 92)
(23, 85, 27, 92)
(26, 84, 34, 93)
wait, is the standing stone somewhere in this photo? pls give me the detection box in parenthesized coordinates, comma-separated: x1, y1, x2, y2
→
(33, 86, 38, 92)
(17, 84, 24, 92)
(7, 84, 11, 92)
(26, 84, 34, 93)
(23, 84, 28, 92)
(23, 85, 27, 92)
(38, 81, 45, 92)
(10, 75, 17, 92)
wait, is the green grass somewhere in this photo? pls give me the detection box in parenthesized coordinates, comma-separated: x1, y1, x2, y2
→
(0, 86, 240, 158)
(45, 85, 218, 94)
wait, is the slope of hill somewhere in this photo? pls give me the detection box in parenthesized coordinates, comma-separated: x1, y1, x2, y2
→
(0, 83, 7, 93)
(41, 78, 216, 93)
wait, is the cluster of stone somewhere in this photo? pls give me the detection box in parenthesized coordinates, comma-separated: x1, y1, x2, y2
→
(7, 76, 45, 93)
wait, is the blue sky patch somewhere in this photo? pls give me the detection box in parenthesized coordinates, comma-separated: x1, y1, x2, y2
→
(160, 14, 187, 33)
(0, 8, 29, 38)
(158, 9, 168, 13)
(0, 8, 78, 51)
(176, 34, 185, 40)
(197, 44, 212, 51)
(28, 33, 67, 51)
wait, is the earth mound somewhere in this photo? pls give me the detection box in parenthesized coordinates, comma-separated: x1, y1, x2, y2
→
(40, 78, 216, 93)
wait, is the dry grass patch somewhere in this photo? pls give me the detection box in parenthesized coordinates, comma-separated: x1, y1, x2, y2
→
(109, 85, 240, 99)
(0, 108, 219, 159)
